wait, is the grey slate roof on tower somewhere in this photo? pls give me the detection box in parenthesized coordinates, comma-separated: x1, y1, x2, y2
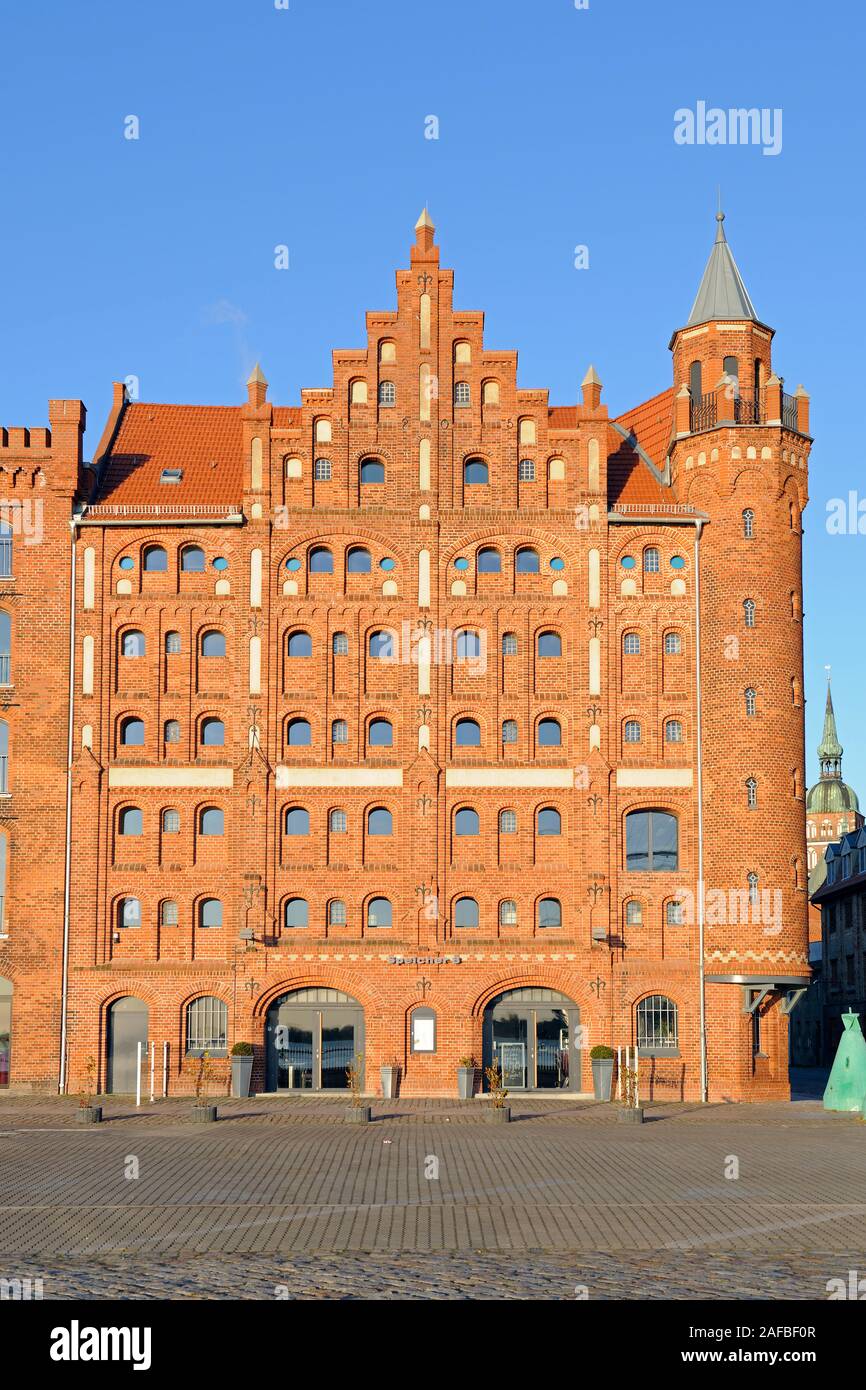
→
(687, 211, 759, 326)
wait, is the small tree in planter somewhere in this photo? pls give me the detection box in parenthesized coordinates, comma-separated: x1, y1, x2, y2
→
(590, 1044, 615, 1102)
(230, 1042, 254, 1098)
(484, 1056, 511, 1122)
(457, 1055, 476, 1101)
(346, 1053, 370, 1123)
(192, 1052, 218, 1122)
(618, 1049, 644, 1124)
(77, 1056, 101, 1124)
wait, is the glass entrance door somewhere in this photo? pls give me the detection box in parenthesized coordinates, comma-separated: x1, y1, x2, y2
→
(535, 1008, 569, 1089)
(485, 991, 579, 1092)
(270, 1001, 362, 1091)
(275, 1008, 315, 1090)
(321, 1011, 356, 1089)
(492, 1010, 528, 1088)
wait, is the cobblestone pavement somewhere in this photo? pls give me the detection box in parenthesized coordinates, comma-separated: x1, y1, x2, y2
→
(0, 1085, 862, 1299)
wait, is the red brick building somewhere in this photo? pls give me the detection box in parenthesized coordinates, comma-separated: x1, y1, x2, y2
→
(0, 209, 811, 1101)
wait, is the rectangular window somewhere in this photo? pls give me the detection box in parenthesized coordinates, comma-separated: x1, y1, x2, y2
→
(518, 459, 535, 481)
(314, 458, 332, 481)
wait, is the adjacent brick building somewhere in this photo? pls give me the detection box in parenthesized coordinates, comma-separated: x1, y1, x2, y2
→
(0, 209, 811, 1101)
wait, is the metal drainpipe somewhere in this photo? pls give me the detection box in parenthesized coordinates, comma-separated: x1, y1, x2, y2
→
(694, 518, 708, 1103)
(58, 521, 77, 1093)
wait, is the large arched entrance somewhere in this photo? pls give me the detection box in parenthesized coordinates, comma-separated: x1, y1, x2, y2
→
(106, 996, 149, 1094)
(0, 976, 11, 1087)
(483, 987, 581, 1093)
(265, 988, 364, 1092)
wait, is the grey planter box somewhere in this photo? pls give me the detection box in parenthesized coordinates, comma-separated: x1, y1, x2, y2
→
(192, 1104, 218, 1123)
(380, 1066, 399, 1099)
(231, 1055, 253, 1098)
(617, 1105, 645, 1124)
(489, 1106, 511, 1123)
(591, 1057, 614, 1101)
(77, 1105, 102, 1124)
(457, 1066, 475, 1100)
(346, 1105, 371, 1124)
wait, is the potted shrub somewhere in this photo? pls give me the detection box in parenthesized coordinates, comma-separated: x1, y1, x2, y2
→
(484, 1056, 511, 1122)
(192, 1052, 218, 1122)
(230, 1042, 254, 1098)
(590, 1045, 615, 1102)
(457, 1056, 476, 1100)
(346, 1054, 370, 1123)
(380, 1058, 399, 1099)
(76, 1056, 102, 1124)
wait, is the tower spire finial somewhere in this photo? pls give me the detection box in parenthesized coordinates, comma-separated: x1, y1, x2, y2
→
(685, 207, 757, 326)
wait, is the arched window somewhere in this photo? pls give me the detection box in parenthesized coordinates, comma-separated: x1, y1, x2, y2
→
(625, 900, 643, 925)
(164, 720, 180, 744)
(666, 900, 684, 925)
(463, 458, 488, 486)
(367, 897, 392, 929)
(746, 777, 758, 809)
(309, 546, 333, 573)
(143, 545, 167, 572)
(285, 898, 308, 929)
(331, 719, 348, 744)
(333, 632, 349, 655)
(501, 719, 518, 744)
(200, 718, 224, 747)
(743, 599, 756, 629)
(199, 807, 224, 836)
(456, 630, 482, 661)
(378, 381, 396, 407)
(162, 809, 180, 833)
(538, 897, 561, 929)
(537, 631, 562, 658)
(742, 508, 755, 539)
(119, 807, 143, 836)
(515, 546, 540, 574)
(745, 688, 757, 717)
(643, 547, 660, 573)
(454, 896, 479, 929)
(367, 807, 393, 836)
(360, 458, 385, 484)
(499, 809, 517, 834)
(287, 631, 312, 657)
(790, 500, 798, 530)
(454, 382, 471, 407)
(477, 547, 501, 574)
(502, 632, 518, 655)
(455, 718, 480, 747)
(329, 809, 347, 834)
(368, 629, 395, 659)
(165, 631, 181, 655)
(201, 630, 226, 657)
(626, 810, 678, 871)
(518, 458, 535, 481)
(665, 720, 683, 743)
(537, 807, 561, 837)
(636, 996, 678, 1051)
(664, 632, 681, 655)
(624, 720, 641, 744)
(161, 900, 178, 927)
(455, 808, 479, 836)
(723, 355, 739, 388)
(314, 458, 332, 481)
(537, 718, 561, 747)
(0, 522, 12, 578)
(180, 546, 205, 573)
(347, 546, 371, 573)
(120, 717, 144, 746)
(747, 872, 759, 907)
(688, 360, 702, 398)
(368, 718, 393, 747)
(623, 633, 641, 655)
(121, 630, 145, 658)
(120, 896, 141, 929)
(287, 718, 312, 746)
(500, 900, 517, 926)
(186, 997, 227, 1053)
(0, 720, 7, 793)
(329, 900, 346, 926)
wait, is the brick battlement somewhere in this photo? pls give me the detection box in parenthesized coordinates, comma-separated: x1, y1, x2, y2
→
(0, 427, 52, 451)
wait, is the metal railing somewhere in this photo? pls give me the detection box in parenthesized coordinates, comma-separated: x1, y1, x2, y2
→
(781, 391, 799, 431)
(689, 386, 801, 434)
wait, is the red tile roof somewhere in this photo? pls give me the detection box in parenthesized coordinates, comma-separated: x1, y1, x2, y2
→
(608, 387, 675, 509)
(93, 404, 245, 510)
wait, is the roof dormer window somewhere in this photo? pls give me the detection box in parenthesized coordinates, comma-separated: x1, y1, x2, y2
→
(160, 468, 183, 484)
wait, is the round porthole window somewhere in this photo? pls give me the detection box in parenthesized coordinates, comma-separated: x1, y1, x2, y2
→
(212, 557, 229, 571)
(620, 556, 636, 569)
(380, 557, 396, 571)
(118, 556, 134, 571)
(454, 557, 470, 571)
(550, 557, 565, 571)
(286, 558, 302, 572)
(670, 555, 686, 569)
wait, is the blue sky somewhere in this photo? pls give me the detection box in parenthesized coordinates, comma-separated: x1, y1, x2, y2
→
(1, 0, 863, 794)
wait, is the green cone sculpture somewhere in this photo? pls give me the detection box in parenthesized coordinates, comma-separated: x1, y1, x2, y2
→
(823, 1012, 866, 1112)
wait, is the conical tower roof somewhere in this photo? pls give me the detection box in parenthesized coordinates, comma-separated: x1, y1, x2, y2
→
(806, 679, 860, 813)
(686, 211, 758, 326)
